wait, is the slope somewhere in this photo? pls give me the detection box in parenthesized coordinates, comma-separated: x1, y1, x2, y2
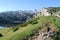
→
(0, 16, 60, 40)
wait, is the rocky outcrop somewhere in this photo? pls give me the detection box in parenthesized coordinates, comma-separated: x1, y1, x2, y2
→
(23, 22, 59, 40)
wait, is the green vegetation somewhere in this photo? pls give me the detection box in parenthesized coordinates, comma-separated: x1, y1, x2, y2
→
(0, 33, 3, 37)
(47, 7, 60, 13)
(0, 16, 60, 40)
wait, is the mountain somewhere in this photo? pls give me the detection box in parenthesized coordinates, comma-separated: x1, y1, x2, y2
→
(0, 10, 35, 26)
(0, 7, 60, 27)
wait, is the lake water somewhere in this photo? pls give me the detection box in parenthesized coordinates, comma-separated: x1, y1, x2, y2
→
(0, 26, 6, 28)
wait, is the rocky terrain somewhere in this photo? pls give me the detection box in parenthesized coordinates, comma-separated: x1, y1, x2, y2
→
(24, 22, 59, 40)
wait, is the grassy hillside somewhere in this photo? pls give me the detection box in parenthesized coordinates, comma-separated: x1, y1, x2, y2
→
(0, 16, 60, 40)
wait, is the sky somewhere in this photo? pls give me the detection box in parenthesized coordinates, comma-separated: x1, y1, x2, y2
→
(0, 0, 60, 12)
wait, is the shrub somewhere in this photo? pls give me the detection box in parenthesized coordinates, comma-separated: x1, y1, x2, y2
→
(29, 32, 35, 37)
(0, 33, 3, 37)
(31, 20, 38, 25)
(20, 23, 27, 27)
(26, 18, 38, 24)
(53, 18, 56, 22)
(55, 33, 60, 40)
(13, 28, 19, 32)
(12, 27, 19, 32)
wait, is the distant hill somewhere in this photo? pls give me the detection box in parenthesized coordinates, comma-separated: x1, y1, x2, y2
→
(0, 10, 35, 26)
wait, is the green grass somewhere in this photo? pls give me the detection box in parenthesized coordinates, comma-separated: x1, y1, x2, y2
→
(0, 16, 60, 40)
